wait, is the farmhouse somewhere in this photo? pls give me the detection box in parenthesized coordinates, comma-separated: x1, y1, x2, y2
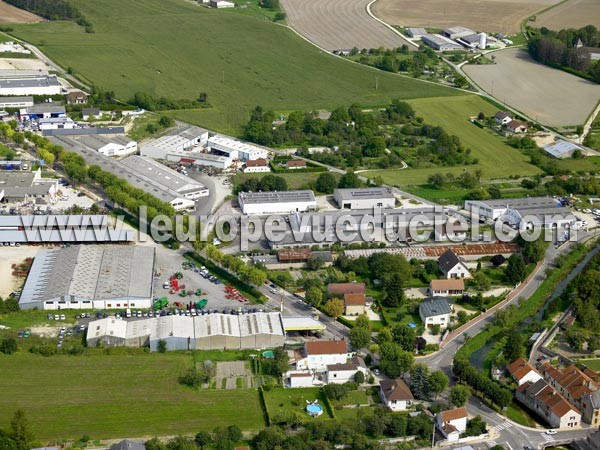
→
(296, 339, 350, 371)
(508, 357, 542, 386)
(20, 245, 155, 311)
(0, 96, 33, 108)
(20, 103, 65, 120)
(66, 90, 89, 104)
(494, 112, 512, 125)
(506, 120, 527, 133)
(438, 249, 471, 279)
(243, 159, 270, 173)
(77, 135, 138, 157)
(208, 135, 269, 161)
(82, 107, 101, 120)
(0, 75, 62, 96)
(437, 407, 468, 443)
(286, 159, 307, 170)
(87, 312, 285, 351)
(429, 279, 464, 297)
(516, 379, 581, 429)
(406, 27, 427, 38)
(333, 187, 395, 210)
(544, 140, 584, 159)
(238, 190, 316, 214)
(442, 26, 475, 40)
(344, 293, 366, 316)
(419, 297, 452, 328)
(422, 34, 463, 51)
(0, 169, 59, 203)
(380, 378, 414, 411)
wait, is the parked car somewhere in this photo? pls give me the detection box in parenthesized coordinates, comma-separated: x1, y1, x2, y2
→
(545, 430, 557, 435)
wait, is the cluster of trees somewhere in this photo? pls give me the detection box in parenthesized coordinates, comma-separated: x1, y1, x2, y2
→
(146, 426, 242, 450)
(453, 357, 513, 408)
(462, 416, 488, 437)
(130, 92, 209, 111)
(427, 169, 482, 190)
(0, 337, 17, 355)
(4, 0, 94, 32)
(0, 296, 19, 314)
(349, 314, 372, 350)
(528, 25, 600, 83)
(408, 364, 449, 400)
(236, 174, 288, 194)
(252, 409, 434, 450)
(0, 410, 34, 450)
(179, 362, 214, 389)
(204, 244, 267, 286)
(354, 46, 437, 76)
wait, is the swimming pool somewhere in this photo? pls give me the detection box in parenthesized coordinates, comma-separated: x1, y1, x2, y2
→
(306, 403, 323, 417)
(262, 350, 274, 358)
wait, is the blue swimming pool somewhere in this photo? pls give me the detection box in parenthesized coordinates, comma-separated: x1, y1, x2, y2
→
(306, 404, 323, 417)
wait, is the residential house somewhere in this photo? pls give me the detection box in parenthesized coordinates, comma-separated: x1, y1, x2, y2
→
(109, 441, 145, 450)
(82, 107, 101, 120)
(419, 297, 452, 329)
(438, 249, 471, 279)
(540, 363, 600, 424)
(429, 279, 465, 297)
(327, 356, 368, 384)
(508, 357, 542, 386)
(286, 159, 307, 170)
(494, 111, 512, 125)
(507, 120, 527, 134)
(288, 372, 314, 388)
(344, 293, 366, 316)
(437, 407, 468, 443)
(296, 339, 350, 371)
(66, 90, 89, 105)
(328, 282, 366, 297)
(243, 159, 270, 173)
(516, 379, 581, 428)
(380, 378, 414, 411)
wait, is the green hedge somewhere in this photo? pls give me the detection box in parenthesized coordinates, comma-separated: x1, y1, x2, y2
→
(258, 387, 271, 426)
(320, 388, 336, 419)
(337, 316, 355, 329)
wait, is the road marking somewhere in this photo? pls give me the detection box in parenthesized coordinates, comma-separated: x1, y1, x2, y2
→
(493, 422, 513, 431)
(541, 434, 555, 442)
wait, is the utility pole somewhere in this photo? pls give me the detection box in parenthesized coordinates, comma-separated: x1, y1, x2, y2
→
(375, 76, 378, 90)
(431, 420, 435, 448)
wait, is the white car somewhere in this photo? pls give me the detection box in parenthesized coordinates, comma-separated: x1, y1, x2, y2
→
(270, 288, 278, 294)
(545, 429, 557, 435)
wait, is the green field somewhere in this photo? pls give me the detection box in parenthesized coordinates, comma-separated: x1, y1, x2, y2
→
(362, 95, 541, 186)
(264, 387, 332, 421)
(233, 171, 340, 191)
(8, 0, 459, 134)
(580, 359, 600, 371)
(0, 353, 263, 440)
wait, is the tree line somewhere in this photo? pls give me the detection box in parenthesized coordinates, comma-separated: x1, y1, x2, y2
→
(528, 24, 600, 83)
(130, 92, 209, 111)
(4, 0, 94, 33)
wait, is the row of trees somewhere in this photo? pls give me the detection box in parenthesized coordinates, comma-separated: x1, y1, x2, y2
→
(204, 244, 267, 286)
(129, 92, 209, 111)
(146, 427, 242, 450)
(4, 0, 94, 32)
(453, 357, 513, 408)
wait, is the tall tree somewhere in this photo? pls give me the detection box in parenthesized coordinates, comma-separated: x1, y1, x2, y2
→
(409, 364, 430, 400)
(427, 370, 449, 399)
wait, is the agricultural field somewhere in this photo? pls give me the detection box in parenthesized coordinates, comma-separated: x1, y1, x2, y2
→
(0, 1, 44, 24)
(362, 95, 540, 188)
(534, 0, 600, 29)
(8, 0, 459, 135)
(0, 353, 264, 440)
(280, 0, 410, 51)
(463, 48, 600, 126)
(371, 0, 561, 34)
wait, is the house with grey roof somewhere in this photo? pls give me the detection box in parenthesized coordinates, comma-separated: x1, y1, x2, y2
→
(438, 249, 471, 279)
(419, 298, 452, 329)
(109, 440, 145, 450)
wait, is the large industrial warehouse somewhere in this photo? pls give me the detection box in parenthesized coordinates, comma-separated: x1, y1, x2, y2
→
(238, 190, 317, 215)
(334, 187, 395, 210)
(0, 75, 62, 96)
(19, 245, 155, 310)
(86, 312, 286, 351)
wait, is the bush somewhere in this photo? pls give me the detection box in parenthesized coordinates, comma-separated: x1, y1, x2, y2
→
(0, 337, 17, 355)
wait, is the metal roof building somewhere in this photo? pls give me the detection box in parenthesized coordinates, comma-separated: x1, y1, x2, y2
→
(334, 187, 395, 210)
(0, 96, 33, 108)
(140, 125, 209, 156)
(42, 126, 125, 137)
(0, 75, 62, 96)
(543, 140, 584, 159)
(238, 190, 317, 214)
(19, 245, 155, 310)
(422, 34, 463, 51)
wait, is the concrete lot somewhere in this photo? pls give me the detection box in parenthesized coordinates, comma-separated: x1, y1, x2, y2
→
(0, 245, 40, 298)
(463, 48, 600, 126)
(0, 57, 49, 72)
(280, 0, 409, 51)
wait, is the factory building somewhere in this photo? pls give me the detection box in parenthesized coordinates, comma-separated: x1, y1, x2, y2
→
(0, 96, 33, 108)
(140, 125, 209, 156)
(0, 75, 62, 96)
(77, 135, 138, 157)
(208, 135, 269, 161)
(0, 168, 59, 203)
(19, 245, 155, 310)
(442, 26, 475, 40)
(42, 126, 126, 137)
(0, 214, 133, 244)
(38, 117, 75, 131)
(87, 312, 285, 351)
(334, 187, 395, 210)
(421, 34, 463, 51)
(238, 190, 317, 215)
(20, 103, 66, 120)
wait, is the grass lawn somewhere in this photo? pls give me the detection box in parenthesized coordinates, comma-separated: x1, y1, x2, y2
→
(331, 389, 370, 406)
(8, 0, 460, 135)
(507, 401, 537, 427)
(580, 359, 600, 371)
(362, 95, 541, 187)
(0, 353, 263, 440)
(233, 171, 339, 191)
(264, 387, 333, 421)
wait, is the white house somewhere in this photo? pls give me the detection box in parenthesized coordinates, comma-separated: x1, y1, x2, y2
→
(437, 407, 468, 443)
(506, 120, 527, 133)
(429, 279, 465, 297)
(508, 357, 543, 386)
(419, 298, 452, 329)
(243, 159, 271, 173)
(516, 379, 581, 429)
(380, 378, 414, 411)
(438, 250, 471, 279)
(326, 356, 368, 384)
(296, 340, 350, 371)
(494, 111, 512, 125)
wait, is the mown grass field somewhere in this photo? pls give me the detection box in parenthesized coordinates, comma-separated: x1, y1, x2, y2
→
(580, 359, 600, 371)
(0, 353, 263, 440)
(362, 95, 541, 187)
(9, 0, 459, 134)
(233, 171, 340, 191)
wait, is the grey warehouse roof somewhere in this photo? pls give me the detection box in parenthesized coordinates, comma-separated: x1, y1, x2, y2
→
(419, 298, 452, 317)
(0, 96, 33, 103)
(26, 103, 65, 114)
(0, 75, 60, 89)
(19, 245, 155, 308)
(43, 127, 125, 137)
(239, 190, 316, 204)
(473, 196, 561, 209)
(334, 187, 394, 200)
